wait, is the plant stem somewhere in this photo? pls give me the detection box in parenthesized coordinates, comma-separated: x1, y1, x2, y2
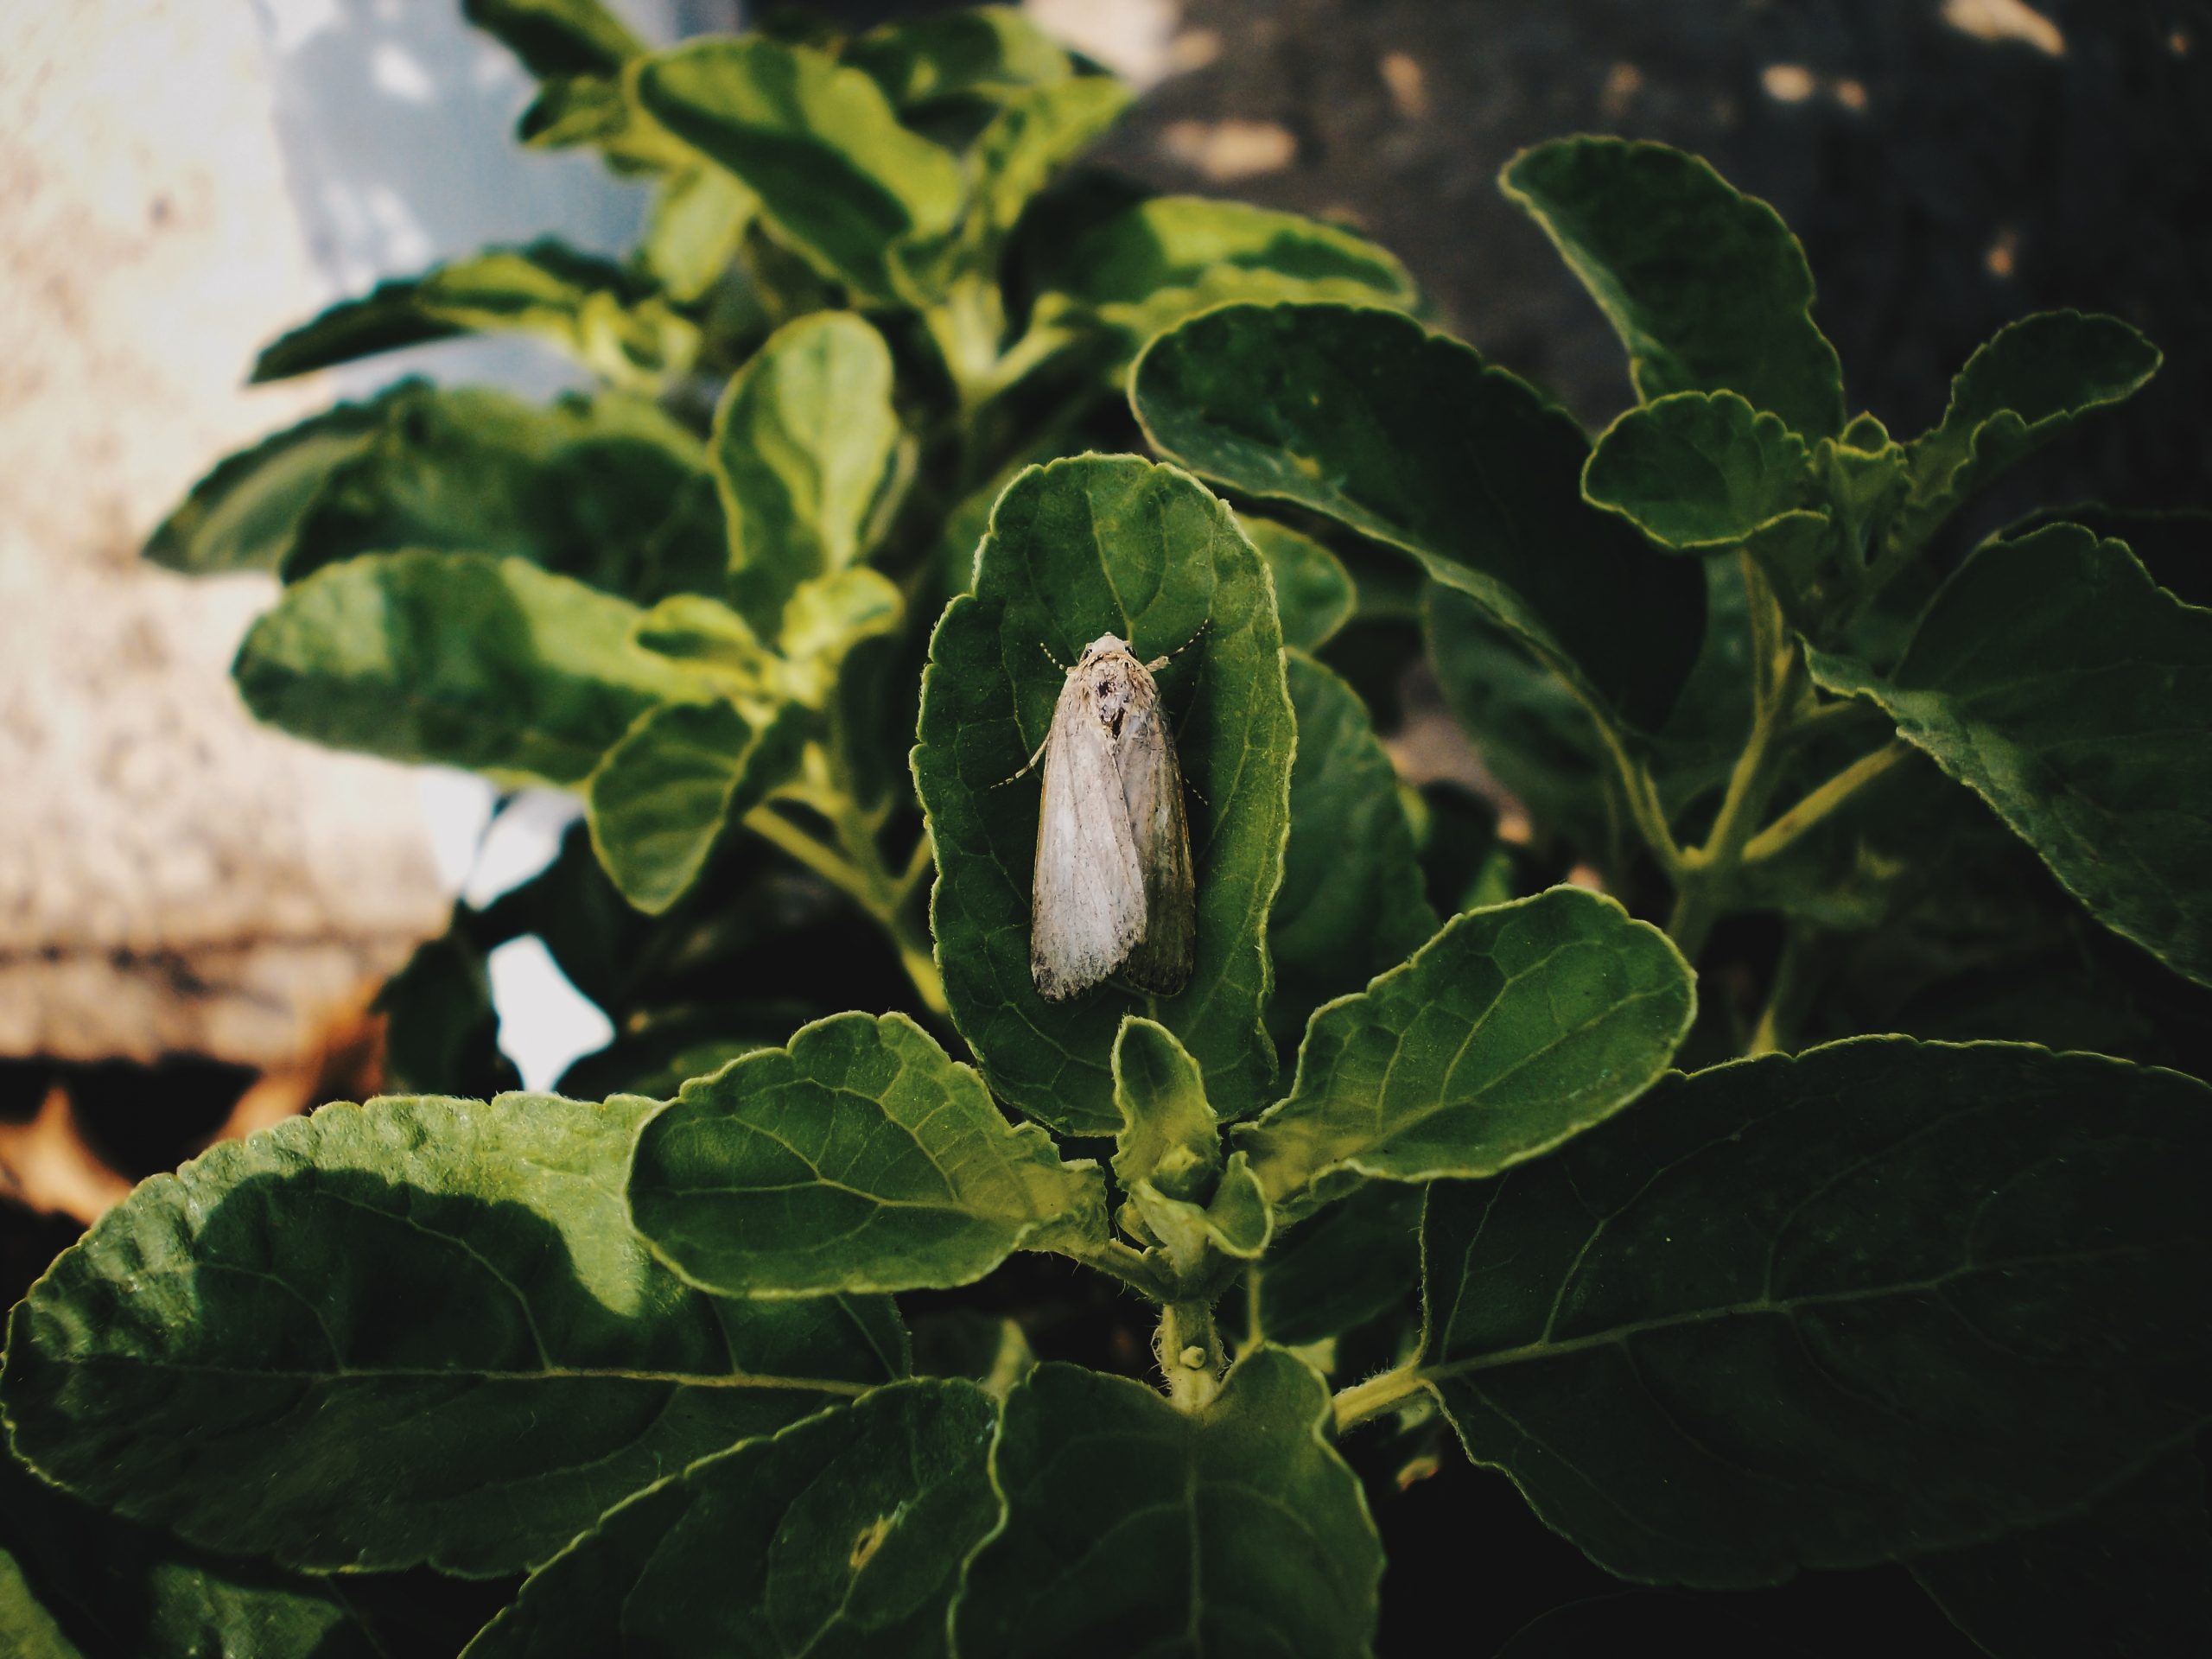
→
(1158, 1301, 1224, 1412)
(1739, 740, 1910, 867)
(743, 803, 949, 1014)
(1332, 1362, 1430, 1433)
(1747, 925, 1823, 1058)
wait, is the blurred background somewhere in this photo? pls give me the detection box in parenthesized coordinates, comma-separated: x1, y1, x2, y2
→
(1, 0, 2203, 1649)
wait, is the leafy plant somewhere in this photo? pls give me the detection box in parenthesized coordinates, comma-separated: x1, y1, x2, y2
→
(7, 4, 2209, 1654)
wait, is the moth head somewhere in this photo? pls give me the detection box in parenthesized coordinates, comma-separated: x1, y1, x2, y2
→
(1077, 632, 1131, 666)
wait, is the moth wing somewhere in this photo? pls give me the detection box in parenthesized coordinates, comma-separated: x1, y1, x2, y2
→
(1115, 694, 1196, 997)
(1030, 688, 1147, 1001)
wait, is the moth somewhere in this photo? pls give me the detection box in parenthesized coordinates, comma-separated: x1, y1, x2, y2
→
(1025, 632, 1196, 1001)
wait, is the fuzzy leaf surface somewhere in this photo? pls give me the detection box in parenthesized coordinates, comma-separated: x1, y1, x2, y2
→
(1583, 390, 1810, 550)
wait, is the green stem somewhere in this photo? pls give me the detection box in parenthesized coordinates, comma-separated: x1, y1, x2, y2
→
(743, 803, 949, 1014)
(1332, 1362, 1430, 1434)
(1739, 741, 1910, 867)
(1747, 925, 1823, 1058)
(1159, 1301, 1224, 1412)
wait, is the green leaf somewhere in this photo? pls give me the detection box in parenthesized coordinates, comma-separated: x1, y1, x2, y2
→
(958, 77, 1132, 253)
(0, 1451, 375, 1659)
(628, 1012, 1103, 1296)
(641, 165, 757, 301)
(1999, 503, 2212, 609)
(1259, 1182, 1421, 1348)
(714, 312, 905, 631)
(1243, 515, 1354, 650)
(1111, 1015, 1222, 1202)
(1238, 886, 1694, 1206)
(1271, 653, 1438, 1043)
(373, 924, 518, 1097)
(1911, 1453, 2212, 1658)
(848, 6, 1072, 108)
(1499, 137, 1845, 439)
(633, 38, 965, 302)
(232, 550, 709, 786)
(912, 455, 1296, 1134)
(142, 391, 391, 575)
(1898, 310, 2162, 549)
(1583, 390, 1810, 550)
(1805, 524, 2212, 987)
(950, 1349, 1382, 1656)
(585, 699, 808, 913)
(1132, 302, 1706, 732)
(1421, 1037, 2212, 1587)
(251, 241, 696, 387)
(462, 0, 641, 82)
(277, 382, 728, 602)
(463, 1379, 1000, 1659)
(0, 1091, 907, 1575)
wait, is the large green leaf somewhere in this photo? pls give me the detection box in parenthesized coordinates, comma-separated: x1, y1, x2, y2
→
(0, 1452, 375, 1659)
(232, 550, 708, 786)
(1582, 391, 1811, 550)
(276, 382, 726, 601)
(143, 391, 393, 575)
(848, 7, 1071, 108)
(912, 455, 1295, 1134)
(1258, 1181, 1421, 1349)
(713, 312, 903, 629)
(1132, 302, 1705, 732)
(1243, 516, 1354, 651)
(1911, 1452, 2212, 1658)
(1270, 652, 1437, 1042)
(1806, 524, 2212, 987)
(251, 242, 696, 388)
(1421, 1038, 2212, 1587)
(633, 38, 964, 302)
(0, 1092, 906, 1576)
(1897, 311, 2161, 549)
(463, 1379, 999, 1659)
(629, 1013, 1103, 1296)
(1499, 137, 1845, 439)
(950, 1349, 1382, 1656)
(1238, 887, 1694, 1207)
(585, 699, 806, 913)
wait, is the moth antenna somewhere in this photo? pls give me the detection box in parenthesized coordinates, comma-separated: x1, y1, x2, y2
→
(1147, 618, 1211, 672)
(992, 731, 1052, 788)
(1039, 640, 1071, 672)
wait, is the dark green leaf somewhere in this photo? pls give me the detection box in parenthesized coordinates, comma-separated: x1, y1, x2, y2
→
(1238, 887, 1695, 1206)
(1897, 311, 2161, 549)
(1499, 137, 1845, 439)
(1243, 516, 1354, 651)
(1259, 1181, 1421, 1349)
(0, 1091, 906, 1575)
(912, 455, 1295, 1134)
(1998, 503, 2212, 608)
(463, 1379, 1000, 1659)
(585, 699, 807, 914)
(0, 1452, 375, 1659)
(142, 391, 394, 575)
(1582, 390, 1810, 550)
(1133, 302, 1705, 731)
(1271, 653, 1438, 1043)
(713, 312, 904, 630)
(848, 7, 1071, 108)
(462, 0, 641, 82)
(232, 550, 709, 786)
(1911, 1452, 2212, 1658)
(374, 924, 518, 1097)
(1421, 1038, 2212, 1586)
(1806, 524, 2212, 987)
(280, 382, 728, 603)
(634, 38, 964, 302)
(950, 1349, 1382, 1656)
(251, 242, 694, 387)
(629, 1012, 1103, 1296)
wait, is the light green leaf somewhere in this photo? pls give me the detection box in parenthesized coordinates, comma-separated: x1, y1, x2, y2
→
(912, 455, 1295, 1134)
(633, 38, 964, 302)
(1421, 1037, 2212, 1587)
(1111, 1016, 1222, 1203)
(775, 566, 904, 685)
(233, 550, 709, 786)
(251, 241, 696, 387)
(1272, 653, 1439, 1045)
(642, 166, 757, 301)
(1259, 1183, 1421, 1349)
(956, 76, 1132, 254)
(1805, 524, 2212, 986)
(1499, 137, 1845, 439)
(586, 699, 808, 913)
(1123, 1151, 1273, 1280)
(1243, 516, 1354, 650)
(276, 382, 727, 602)
(714, 312, 904, 630)
(1583, 390, 1810, 550)
(628, 1012, 1103, 1296)
(0, 1092, 907, 1575)
(1133, 302, 1706, 732)
(1237, 887, 1695, 1206)
(462, 1380, 1001, 1659)
(1898, 310, 2161, 548)
(848, 6, 1072, 107)
(462, 0, 640, 82)
(142, 391, 392, 575)
(1911, 1453, 2212, 1658)
(951, 1349, 1382, 1656)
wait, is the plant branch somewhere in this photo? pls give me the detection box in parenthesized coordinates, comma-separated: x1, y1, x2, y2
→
(1332, 1362, 1432, 1434)
(1740, 741, 1911, 867)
